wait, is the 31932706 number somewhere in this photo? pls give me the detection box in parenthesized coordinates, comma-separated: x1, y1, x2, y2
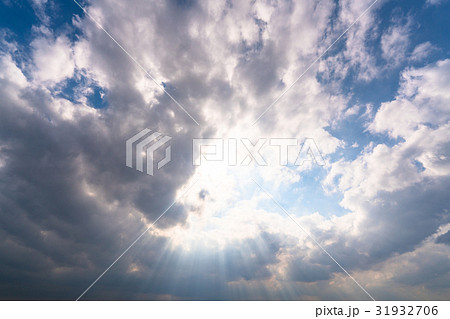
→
(375, 306, 438, 316)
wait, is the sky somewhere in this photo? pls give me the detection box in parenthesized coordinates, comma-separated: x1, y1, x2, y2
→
(0, 0, 449, 300)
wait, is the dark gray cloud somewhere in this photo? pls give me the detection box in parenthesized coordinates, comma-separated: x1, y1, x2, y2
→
(436, 231, 450, 245)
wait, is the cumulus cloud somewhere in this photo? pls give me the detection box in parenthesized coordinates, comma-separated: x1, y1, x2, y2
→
(321, 58, 450, 299)
(32, 35, 75, 83)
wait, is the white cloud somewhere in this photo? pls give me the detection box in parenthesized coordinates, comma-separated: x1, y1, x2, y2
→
(0, 54, 28, 88)
(32, 36, 75, 84)
(410, 41, 436, 61)
(320, 0, 384, 81)
(370, 59, 450, 138)
(426, 0, 449, 5)
(325, 60, 450, 209)
(381, 17, 411, 67)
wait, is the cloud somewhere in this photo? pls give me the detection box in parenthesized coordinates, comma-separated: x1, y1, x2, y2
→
(320, 58, 450, 298)
(370, 59, 450, 140)
(410, 41, 436, 61)
(381, 16, 411, 67)
(326, 59, 450, 208)
(318, 0, 384, 82)
(426, 0, 449, 6)
(436, 231, 450, 245)
(32, 35, 75, 83)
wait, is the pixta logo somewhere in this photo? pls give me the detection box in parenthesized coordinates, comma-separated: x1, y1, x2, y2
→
(126, 131, 325, 177)
(192, 138, 325, 167)
(126, 129, 172, 176)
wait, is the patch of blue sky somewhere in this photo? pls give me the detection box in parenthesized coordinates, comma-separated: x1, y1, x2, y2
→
(288, 166, 349, 218)
(0, 2, 37, 79)
(0, 1, 39, 44)
(86, 84, 108, 109)
(44, 0, 85, 42)
(409, 1, 450, 57)
(325, 115, 404, 163)
(413, 159, 426, 172)
(54, 73, 108, 109)
(253, 165, 350, 218)
(0, 0, 84, 46)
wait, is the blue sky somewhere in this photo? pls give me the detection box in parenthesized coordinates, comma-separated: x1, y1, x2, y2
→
(0, 0, 449, 300)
